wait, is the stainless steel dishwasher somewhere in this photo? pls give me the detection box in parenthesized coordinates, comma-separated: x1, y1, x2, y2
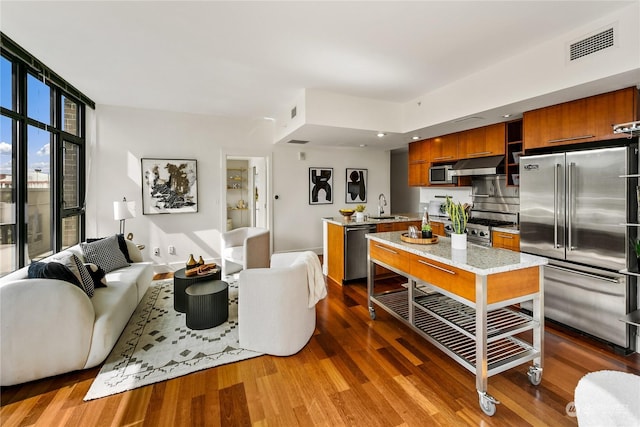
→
(344, 224, 378, 282)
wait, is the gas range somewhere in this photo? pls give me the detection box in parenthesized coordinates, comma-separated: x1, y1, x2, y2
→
(443, 214, 517, 247)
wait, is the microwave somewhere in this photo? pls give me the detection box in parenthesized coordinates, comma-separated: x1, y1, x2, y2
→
(429, 164, 455, 184)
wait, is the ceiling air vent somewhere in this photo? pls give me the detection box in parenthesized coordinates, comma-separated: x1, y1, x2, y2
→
(569, 26, 615, 61)
(287, 139, 309, 144)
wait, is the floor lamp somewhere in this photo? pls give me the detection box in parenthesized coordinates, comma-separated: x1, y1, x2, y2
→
(113, 197, 136, 240)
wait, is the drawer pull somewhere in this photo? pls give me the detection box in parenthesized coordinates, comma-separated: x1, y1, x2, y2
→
(548, 135, 594, 143)
(468, 151, 491, 156)
(433, 156, 454, 160)
(374, 244, 398, 254)
(417, 259, 456, 275)
(497, 234, 514, 239)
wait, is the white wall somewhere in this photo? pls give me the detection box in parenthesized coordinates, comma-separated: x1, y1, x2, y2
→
(271, 144, 390, 254)
(88, 105, 273, 271)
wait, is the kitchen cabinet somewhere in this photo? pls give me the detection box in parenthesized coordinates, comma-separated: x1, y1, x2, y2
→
(375, 221, 421, 276)
(408, 139, 429, 186)
(429, 133, 459, 163)
(523, 87, 638, 150)
(458, 123, 505, 159)
(505, 119, 523, 187)
(492, 230, 520, 251)
(430, 221, 445, 236)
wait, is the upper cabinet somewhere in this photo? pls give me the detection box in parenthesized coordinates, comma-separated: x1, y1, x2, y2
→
(458, 123, 505, 159)
(524, 87, 638, 150)
(408, 139, 430, 187)
(430, 133, 459, 163)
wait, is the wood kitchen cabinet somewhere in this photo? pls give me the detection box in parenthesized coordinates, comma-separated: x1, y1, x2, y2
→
(430, 221, 445, 236)
(375, 221, 421, 276)
(524, 87, 638, 150)
(492, 230, 520, 251)
(408, 139, 429, 187)
(429, 133, 459, 164)
(458, 123, 505, 159)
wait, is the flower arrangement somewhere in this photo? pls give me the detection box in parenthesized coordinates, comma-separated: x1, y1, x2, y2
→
(445, 196, 469, 234)
(355, 204, 366, 212)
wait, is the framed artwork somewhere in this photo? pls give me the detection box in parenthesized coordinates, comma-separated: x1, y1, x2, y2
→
(141, 158, 198, 214)
(309, 167, 333, 205)
(345, 168, 367, 203)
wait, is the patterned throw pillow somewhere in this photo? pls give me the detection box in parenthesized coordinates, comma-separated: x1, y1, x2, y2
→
(81, 235, 130, 273)
(84, 263, 107, 288)
(42, 253, 95, 297)
(86, 234, 133, 263)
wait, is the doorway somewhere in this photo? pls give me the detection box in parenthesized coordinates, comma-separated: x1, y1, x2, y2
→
(224, 156, 268, 231)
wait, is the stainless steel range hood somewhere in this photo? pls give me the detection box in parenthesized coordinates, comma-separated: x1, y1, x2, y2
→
(451, 155, 504, 176)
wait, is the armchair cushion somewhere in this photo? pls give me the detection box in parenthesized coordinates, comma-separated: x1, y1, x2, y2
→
(221, 227, 270, 273)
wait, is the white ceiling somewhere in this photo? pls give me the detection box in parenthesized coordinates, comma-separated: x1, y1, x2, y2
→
(2, 1, 638, 149)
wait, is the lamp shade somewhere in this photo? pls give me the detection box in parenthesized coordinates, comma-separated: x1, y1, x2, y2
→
(113, 200, 136, 221)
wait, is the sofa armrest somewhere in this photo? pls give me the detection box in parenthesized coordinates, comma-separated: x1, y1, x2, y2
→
(0, 279, 95, 386)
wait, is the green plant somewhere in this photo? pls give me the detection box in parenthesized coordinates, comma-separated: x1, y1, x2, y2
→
(421, 222, 431, 232)
(445, 196, 468, 234)
(355, 204, 366, 212)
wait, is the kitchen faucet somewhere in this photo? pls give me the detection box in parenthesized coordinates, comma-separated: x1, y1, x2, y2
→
(378, 193, 387, 216)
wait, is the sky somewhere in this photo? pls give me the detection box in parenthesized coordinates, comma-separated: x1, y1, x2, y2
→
(1, 55, 51, 177)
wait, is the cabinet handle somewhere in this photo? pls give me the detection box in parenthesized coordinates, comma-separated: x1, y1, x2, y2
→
(467, 151, 491, 156)
(374, 244, 398, 254)
(548, 135, 594, 143)
(433, 156, 454, 160)
(496, 234, 514, 239)
(417, 259, 456, 275)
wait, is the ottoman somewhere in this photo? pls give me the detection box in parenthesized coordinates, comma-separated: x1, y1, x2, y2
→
(185, 280, 229, 330)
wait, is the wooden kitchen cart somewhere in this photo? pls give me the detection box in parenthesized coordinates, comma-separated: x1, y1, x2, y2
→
(366, 232, 547, 416)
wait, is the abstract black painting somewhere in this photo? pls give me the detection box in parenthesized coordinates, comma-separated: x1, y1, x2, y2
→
(309, 167, 333, 205)
(345, 168, 367, 203)
(141, 158, 198, 214)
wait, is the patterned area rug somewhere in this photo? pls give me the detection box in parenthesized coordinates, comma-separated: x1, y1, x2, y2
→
(84, 277, 263, 400)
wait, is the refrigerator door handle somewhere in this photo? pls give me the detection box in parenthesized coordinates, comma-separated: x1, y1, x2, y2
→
(554, 163, 560, 248)
(546, 264, 623, 284)
(568, 162, 576, 251)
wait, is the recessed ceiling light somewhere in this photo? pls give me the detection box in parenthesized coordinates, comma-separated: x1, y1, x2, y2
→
(377, 132, 386, 137)
(360, 144, 368, 147)
(263, 116, 275, 121)
(412, 136, 420, 140)
(502, 114, 512, 118)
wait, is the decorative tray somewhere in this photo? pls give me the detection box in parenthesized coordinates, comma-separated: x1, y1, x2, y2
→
(400, 233, 439, 245)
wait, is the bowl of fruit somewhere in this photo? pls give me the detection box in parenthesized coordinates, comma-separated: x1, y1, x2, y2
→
(339, 208, 355, 220)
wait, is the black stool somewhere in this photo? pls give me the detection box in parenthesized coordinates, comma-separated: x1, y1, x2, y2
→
(185, 280, 229, 329)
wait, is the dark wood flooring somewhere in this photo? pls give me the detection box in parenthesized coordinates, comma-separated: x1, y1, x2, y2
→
(1, 273, 639, 426)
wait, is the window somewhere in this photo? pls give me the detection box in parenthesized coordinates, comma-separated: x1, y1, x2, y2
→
(1, 33, 94, 276)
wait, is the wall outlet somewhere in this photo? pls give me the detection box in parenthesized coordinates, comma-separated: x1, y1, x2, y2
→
(153, 247, 160, 256)
(168, 245, 175, 255)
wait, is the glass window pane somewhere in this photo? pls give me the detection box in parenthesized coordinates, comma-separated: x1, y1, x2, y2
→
(62, 96, 79, 136)
(27, 125, 52, 261)
(62, 215, 79, 250)
(1, 56, 14, 111)
(0, 115, 16, 276)
(27, 73, 51, 125)
(63, 141, 80, 209)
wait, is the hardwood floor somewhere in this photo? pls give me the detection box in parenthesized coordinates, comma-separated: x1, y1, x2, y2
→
(2, 274, 639, 427)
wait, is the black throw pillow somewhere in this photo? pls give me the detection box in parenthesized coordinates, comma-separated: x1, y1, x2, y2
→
(28, 261, 84, 292)
(86, 233, 133, 263)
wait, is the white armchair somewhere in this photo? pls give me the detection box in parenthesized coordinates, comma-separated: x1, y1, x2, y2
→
(221, 227, 270, 274)
(238, 251, 326, 356)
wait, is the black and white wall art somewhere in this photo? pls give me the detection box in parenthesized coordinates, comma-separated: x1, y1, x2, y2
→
(309, 167, 333, 205)
(141, 158, 198, 214)
(345, 168, 367, 203)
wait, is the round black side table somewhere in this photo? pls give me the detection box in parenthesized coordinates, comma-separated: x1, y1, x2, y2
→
(173, 266, 221, 312)
(185, 280, 229, 330)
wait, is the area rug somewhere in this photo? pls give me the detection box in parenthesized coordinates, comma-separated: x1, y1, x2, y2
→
(84, 277, 263, 400)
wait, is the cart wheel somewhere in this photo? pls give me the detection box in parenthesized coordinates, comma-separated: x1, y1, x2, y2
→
(369, 307, 376, 320)
(478, 392, 498, 416)
(528, 365, 543, 386)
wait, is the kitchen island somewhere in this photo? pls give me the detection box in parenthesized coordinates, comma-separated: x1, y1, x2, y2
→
(366, 231, 547, 416)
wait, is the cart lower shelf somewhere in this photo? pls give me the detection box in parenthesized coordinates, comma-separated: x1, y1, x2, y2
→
(372, 289, 540, 376)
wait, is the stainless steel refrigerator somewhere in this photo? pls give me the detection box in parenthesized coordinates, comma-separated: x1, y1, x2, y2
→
(519, 146, 635, 349)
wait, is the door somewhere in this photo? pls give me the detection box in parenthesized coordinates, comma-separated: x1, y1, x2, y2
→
(565, 147, 627, 270)
(519, 153, 566, 260)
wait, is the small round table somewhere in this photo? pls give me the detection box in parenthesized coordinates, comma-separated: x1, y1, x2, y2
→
(173, 266, 221, 312)
(185, 280, 229, 330)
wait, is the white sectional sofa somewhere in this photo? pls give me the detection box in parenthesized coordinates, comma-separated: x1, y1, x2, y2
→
(0, 238, 153, 386)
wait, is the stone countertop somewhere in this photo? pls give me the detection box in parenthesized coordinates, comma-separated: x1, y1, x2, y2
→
(367, 231, 546, 275)
(323, 213, 420, 227)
